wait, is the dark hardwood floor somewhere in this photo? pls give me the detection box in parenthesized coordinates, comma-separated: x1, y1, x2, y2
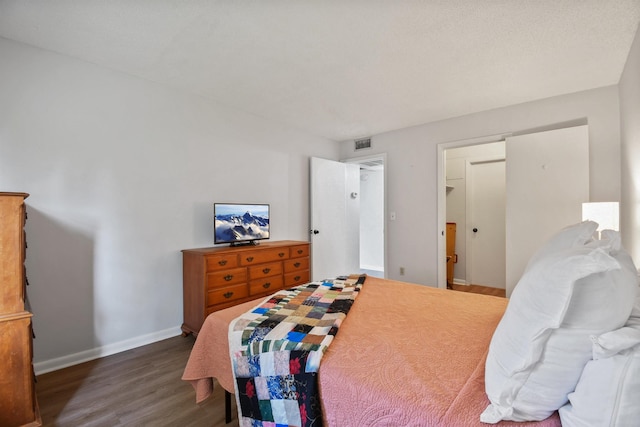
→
(36, 335, 238, 427)
(450, 283, 506, 297)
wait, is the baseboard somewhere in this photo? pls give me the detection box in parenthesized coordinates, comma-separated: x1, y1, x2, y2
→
(34, 326, 182, 375)
(452, 278, 467, 286)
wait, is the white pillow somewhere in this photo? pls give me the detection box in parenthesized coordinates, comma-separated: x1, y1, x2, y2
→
(560, 328, 640, 427)
(592, 326, 640, 359)
(591, 228, 621, 249)
(626, 275, 640, 328)
(498, 327, 594, 420)
(525, 221, 598, 270)
(482, 228, 638, 424)
(562, 248, 638, 330)
(510, 251, 638, 420)
(482, 246, 621, 423)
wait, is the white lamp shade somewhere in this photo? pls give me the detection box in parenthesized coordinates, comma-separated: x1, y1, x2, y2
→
(582, 202, 619, 231)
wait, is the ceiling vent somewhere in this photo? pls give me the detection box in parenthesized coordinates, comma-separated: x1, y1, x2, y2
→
(354, 137, 372, 151)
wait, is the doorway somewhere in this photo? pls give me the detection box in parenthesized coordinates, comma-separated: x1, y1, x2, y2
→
(437, 125, 590, 296)
(344, 154, 386, 278)
(445, 143, 506, 291)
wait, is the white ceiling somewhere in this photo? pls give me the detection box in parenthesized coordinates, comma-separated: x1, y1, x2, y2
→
(1, 1, 639, 142)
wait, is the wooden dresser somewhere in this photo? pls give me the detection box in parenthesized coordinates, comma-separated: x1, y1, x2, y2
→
(181, 240, 310, 335)
(0, 192, 41, 426)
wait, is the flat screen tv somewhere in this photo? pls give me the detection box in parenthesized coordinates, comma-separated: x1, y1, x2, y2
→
(214, 203, 270, 246)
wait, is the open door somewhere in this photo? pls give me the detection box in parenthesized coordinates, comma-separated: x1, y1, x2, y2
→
(505, 125, 589, 296)
(310, 157, 360, 281)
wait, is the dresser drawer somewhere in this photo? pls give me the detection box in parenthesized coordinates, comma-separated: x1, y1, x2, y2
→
(207, 284, 249, 306)
(207, 268, 247, 289)
(182, 241, 310, 336)
(240, 247, 289, 265)
(284, 257, 309, 272)
(248, 261, 283, 279)
(250, 275, 284, 295)
(290, 244, 309, 258)
(284, 270, 309, 287)
(206, 253, 239, 271)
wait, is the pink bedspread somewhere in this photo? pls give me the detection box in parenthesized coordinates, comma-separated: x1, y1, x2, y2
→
(318, 277, 560, 426)
(182, 299, 259, 401)
(182, 277, 561, 426)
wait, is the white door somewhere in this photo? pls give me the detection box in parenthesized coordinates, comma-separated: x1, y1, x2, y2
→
(505, 125, 589, 296)
(310, 157, 360, 281)
(467, 158, 506, 289)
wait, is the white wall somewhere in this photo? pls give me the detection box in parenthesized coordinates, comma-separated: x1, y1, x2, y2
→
(620, 25, 640, 266)
(0, 38, 340, 372)
(340, 86, 621, 286)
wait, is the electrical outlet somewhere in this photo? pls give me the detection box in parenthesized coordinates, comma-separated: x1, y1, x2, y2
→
(400, 267, 405, 275)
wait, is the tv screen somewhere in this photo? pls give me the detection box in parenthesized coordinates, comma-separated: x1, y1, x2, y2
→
(214, 203, 270, 246)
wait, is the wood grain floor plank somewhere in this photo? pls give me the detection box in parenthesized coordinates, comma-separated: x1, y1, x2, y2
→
(450, 283, 506, 297)
(36, 335, 238, 427)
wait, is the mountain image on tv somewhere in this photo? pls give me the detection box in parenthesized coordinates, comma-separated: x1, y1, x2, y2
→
(215, 206, 269, 243)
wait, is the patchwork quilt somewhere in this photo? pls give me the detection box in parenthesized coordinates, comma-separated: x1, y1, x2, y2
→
(229, 274, 366, 427)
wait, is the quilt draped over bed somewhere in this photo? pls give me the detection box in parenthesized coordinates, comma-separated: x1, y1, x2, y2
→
(229, 274, 366, 427)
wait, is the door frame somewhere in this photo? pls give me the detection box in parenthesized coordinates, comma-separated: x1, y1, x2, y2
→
(342, 153, 388, 278)
(437, 134, 510, 289)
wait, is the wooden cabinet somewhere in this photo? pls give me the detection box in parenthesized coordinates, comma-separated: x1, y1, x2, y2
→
(446, 222, 457, 288)
(181, 240, 310, 335)
(0, 192, 41, 427)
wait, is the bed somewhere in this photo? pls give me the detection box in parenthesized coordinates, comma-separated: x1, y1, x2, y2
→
(183, 276, 559, 426)
(182, 221, 640, 426)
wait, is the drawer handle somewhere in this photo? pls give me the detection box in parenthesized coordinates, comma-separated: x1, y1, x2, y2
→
(218, 260, 227, 266)
(223, 292, 234, 299)
(293, 262, 301, 268)
(297, 249, 303, 254)
(263, 282, 271, 289)
(294, 276, 301, 281)
(278, 252, 285, 257)
(262, 268, 271, 274)
(224, 275, 233, 281)
(246, 256, 254, 262)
